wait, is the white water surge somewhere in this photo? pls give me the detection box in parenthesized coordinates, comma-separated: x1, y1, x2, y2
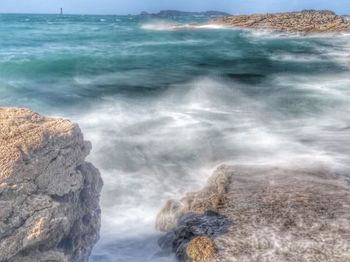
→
(1, 14, 349, 262)
(81, 66, 350, 261)
(141, 21, 227, 31)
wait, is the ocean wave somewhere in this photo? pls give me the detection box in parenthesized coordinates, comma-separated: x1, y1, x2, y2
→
(3, 15, 350, 261)
(241, 27, 350, 40)
(76, 74, 350, 246)
(141, 21, 227, 31)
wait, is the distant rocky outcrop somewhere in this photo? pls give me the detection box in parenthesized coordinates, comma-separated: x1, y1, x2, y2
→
(210, 10, 350, 33)
(156, 164, 350, 261)
(140, 10, 230, 17)
(0, 108, 103, 262)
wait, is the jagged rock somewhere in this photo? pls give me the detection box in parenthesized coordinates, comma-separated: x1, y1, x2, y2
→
(156, 166, 231, 232)
(210, 10, 350, 33)
(0, 108, 103, 262)
(157, 164, 350, 261)
(158, 211, 229, 261)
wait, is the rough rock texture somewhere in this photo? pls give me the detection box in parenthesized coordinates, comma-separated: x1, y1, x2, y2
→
(210, 10, 350, 33)
(186, 236, 215, 262)
(156, 166, 230, 232)
(0, 108, 103, 262)
(158, 210, 229, 261)
(157, 164, 350, 262)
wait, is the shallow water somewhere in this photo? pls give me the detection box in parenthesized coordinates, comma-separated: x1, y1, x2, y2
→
(1, 14, 350, 262)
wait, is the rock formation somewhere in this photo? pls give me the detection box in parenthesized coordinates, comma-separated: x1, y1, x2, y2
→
(210, 10, 350, 33)
(0, 108, 103, 262)
(157, 164, 350, 261)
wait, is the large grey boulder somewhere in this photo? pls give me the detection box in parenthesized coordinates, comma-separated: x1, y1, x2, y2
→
(0, 108, 103, 262)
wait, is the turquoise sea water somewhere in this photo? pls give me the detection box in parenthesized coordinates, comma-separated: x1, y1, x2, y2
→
(1, 14, 350, 262)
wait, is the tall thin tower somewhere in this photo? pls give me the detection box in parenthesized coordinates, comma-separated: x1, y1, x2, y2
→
(60, 8, 63, 15)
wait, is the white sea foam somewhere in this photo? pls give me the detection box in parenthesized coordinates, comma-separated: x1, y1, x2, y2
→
(72, 70, 350, 261)
(4, 16, 349, 261)
(141, 21, 227, 31)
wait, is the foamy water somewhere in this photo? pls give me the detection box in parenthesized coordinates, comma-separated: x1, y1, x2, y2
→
(141, 20, 227, 31)
(0, 14, 349, 261)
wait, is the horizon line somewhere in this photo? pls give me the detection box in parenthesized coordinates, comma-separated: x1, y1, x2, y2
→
(0, 9, 228, 16)
(0, 8, 346, 17)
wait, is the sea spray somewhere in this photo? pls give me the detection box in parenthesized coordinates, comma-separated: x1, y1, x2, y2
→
(0, 14, 349, 261)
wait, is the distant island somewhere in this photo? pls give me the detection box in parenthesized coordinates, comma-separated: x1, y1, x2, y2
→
(139, 10, 231, 17)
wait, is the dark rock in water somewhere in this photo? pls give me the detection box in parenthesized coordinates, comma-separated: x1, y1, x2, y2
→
(158, 211, 230, 261)
(177, 210, 230, 237)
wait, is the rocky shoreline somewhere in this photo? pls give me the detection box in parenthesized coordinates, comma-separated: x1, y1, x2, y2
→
(156, 164, 350, 262)
(0, 108, 103, 262)
(209, 10, 350, 34)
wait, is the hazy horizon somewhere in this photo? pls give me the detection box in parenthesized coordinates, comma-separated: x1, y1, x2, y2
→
(0, 0, 349, 15)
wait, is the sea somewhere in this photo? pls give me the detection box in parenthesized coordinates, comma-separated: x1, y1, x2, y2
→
(1, 14, 350, 262)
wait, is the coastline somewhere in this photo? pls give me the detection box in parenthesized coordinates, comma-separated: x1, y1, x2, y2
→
(1, 10, 350, 262)
(209, 10, 350, 34)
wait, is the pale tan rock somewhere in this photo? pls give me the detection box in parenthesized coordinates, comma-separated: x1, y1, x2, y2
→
(186, 236, 216, 262)
(0, 107, 103, 262)
(210, 10, 350, 34)
(156, 165, 231, 232)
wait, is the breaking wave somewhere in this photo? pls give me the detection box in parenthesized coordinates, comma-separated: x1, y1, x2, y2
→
(1, 13, 350, 262)
(141, 21, 227, 31)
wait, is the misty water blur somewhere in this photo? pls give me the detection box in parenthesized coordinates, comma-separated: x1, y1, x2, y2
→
(0, 14, 349, 261)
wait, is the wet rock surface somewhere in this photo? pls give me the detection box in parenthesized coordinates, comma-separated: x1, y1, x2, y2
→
(158, 211, 230, 261)
(157, 164, 350, 262)
(0, 108, 103, 262)
(210, 10, 350, 33)
(156, 166, 231, 232)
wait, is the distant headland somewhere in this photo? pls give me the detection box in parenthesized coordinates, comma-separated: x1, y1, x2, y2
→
(139, 10, 231, 17)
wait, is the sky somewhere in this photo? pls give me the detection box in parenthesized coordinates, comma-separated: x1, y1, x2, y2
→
(0, 0, 349, 15)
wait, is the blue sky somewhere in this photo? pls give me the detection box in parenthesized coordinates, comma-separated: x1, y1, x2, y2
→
(0, 0, 349, 15)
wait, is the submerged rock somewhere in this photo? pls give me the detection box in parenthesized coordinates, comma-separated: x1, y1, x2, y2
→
(156, 166, 232, 261)
(0, 108, 103, 262)
(158, 211, 229, 261)
(210, 10, 350, 33)
(157, 164, 350, 261)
